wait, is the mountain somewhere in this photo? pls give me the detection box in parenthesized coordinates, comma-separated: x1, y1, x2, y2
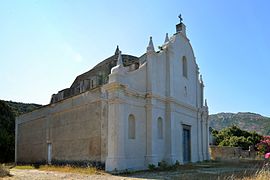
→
(1, 100, 42, 117)
(209, 112, 270, 135)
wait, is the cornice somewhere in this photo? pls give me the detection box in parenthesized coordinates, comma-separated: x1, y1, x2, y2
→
(105, 82, 199, 112)
(102, 82, 127, 91)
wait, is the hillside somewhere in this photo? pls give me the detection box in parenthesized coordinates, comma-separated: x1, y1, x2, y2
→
(0, 100, 42, 162)
(2, 100, 42, 117)
(209, 112, 270, 135)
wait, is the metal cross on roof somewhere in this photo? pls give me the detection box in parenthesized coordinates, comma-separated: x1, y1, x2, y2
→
(178, 14, 183, 23)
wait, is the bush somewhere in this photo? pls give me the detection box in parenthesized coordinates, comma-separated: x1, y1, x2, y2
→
(256, 136, 270, 155)
(148, 160, 182, 171)
(0, 165, 10, 177)
(148, 164, 156, 170)
(175, 160, 180, 166)
(158, 160, 168, 170)
(212, 125, 262, 150)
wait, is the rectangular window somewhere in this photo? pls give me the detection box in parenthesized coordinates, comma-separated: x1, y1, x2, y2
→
(128, 115, 135, 139)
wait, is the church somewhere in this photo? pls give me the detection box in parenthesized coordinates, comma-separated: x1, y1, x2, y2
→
(15, 18, 210, 171)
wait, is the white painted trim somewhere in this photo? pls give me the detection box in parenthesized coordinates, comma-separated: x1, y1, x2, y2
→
(47, 143, 52, 164)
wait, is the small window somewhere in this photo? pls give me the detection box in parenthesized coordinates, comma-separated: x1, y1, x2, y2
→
(157, 117, 163, 139)
(128, 114, 135, 139)
(91, 79, 94, 88)
(184, 86, 187, 97)
(182, 56, 188, 78)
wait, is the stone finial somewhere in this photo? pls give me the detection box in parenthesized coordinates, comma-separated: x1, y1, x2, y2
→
(164, 33, 169, 43)
(205, 99, 208, 107)
(111, 50, 124, 74)
(147, 36, 155, 53)
(115, 45, 120, 55)
(117, 50, 123, 66)
(200, 75, 203, 83)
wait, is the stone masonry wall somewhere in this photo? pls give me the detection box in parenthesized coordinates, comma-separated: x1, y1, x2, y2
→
(209, 145, 256, 160)
(16, 88, 108, 165)
(17, 117, 47, 163)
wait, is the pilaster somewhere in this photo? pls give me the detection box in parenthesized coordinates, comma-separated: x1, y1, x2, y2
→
(164, 101, 177, 164)
(197, 111, 203, 161)
(105, 83, 127, 171)
(145, 97, 158, 165)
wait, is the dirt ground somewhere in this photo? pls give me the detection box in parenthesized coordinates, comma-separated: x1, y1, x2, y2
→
(2, 160, 268, 180)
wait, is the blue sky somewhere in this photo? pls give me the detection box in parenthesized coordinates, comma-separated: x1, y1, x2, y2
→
(0, 0, 269, 116)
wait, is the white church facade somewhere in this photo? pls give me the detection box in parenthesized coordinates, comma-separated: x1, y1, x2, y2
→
(16, 18, 210, 171)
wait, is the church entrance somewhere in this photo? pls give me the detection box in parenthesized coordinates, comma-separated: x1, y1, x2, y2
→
(182, 125, 191, 163)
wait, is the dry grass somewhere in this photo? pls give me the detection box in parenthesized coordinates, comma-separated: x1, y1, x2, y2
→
(147, 160, 268, 180)
(14, 164, 99, 175)
(38, 165, 98, 175)
(0, 164, 10, 177)
(222, 171, 270, 180)
(240, 163, 270, 180)
(14, 165, 35, 170)
(12, 160, 270, 179)
(189, 160, 270, 180)
(253, 170, 270, 180)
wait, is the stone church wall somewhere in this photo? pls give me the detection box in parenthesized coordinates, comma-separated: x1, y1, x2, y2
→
(16, 88, 108, 165)
(16, 115, 47, 163)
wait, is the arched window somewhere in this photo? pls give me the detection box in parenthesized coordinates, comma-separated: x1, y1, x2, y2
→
(182, 56, 188, 78)
(128, 114, 135, 139)
(157, 117, 163, 139)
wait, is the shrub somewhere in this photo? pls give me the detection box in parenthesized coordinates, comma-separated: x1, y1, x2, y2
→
(175, 160, 180, 166)
(256, 136, 270, 155)
(0, 165, 10, 177)
(148, 164, 156, 170)
(158, 160, 168, 170)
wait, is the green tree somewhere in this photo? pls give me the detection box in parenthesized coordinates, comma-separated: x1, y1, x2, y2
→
(212, 125, 262, 150)
(0, 100, 15, 162)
